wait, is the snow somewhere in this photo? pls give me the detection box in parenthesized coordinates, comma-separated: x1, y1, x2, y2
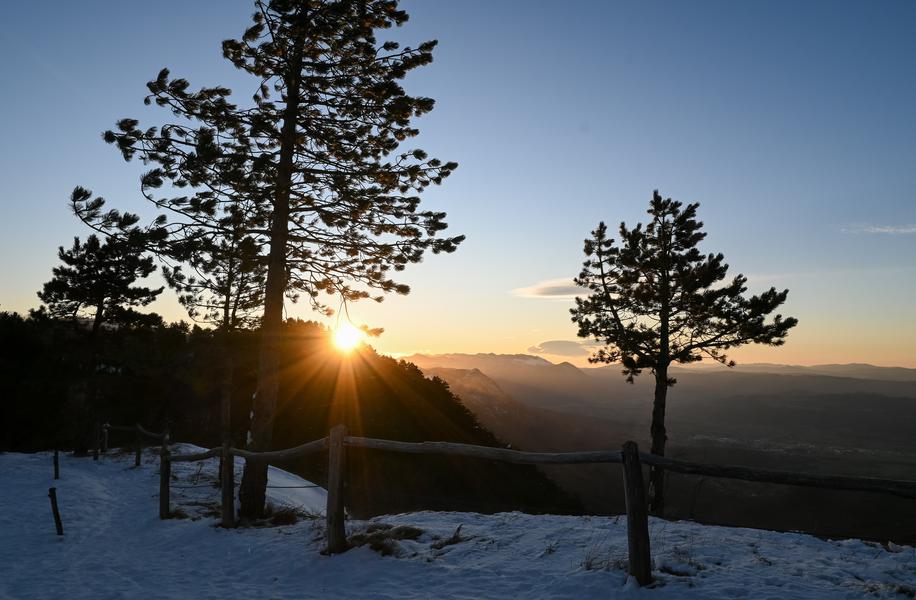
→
(171, 442, 327, 515)
(2, 449, 915, 599)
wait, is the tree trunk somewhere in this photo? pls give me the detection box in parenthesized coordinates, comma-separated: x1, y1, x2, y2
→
(220, 348, 233, 446)
(221, 250, 236, 331)
(217, 340, 233, 487)
(66, 382, 91, 455)
(651, 227, 672, 516)
(621, 441, 652, 585)
(90, 301, 105, 336)
(239, 25, 305, 520)
(647, 367, 668, 515)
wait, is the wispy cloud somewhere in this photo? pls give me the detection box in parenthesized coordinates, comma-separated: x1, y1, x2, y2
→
(512, 277, 587, 299)
(528, 339, 598, 357)
(842, 224, 916, 235)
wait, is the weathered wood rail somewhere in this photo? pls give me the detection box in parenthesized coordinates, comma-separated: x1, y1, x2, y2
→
(169, 447, 223, 462)
(638, 453, 916, 498)
(98, 421, 916, 587)
(102, 422, 166, 467)
(344, 436, 623, 464)
(230, 438, 328, 462)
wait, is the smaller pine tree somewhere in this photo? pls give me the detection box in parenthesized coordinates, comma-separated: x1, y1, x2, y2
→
(162, 233, 265, 333)
(572, 191, 798, 514)
(38, 233, 163, 335)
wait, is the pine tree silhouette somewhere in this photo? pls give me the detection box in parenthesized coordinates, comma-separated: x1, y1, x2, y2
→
(71, 0, 463, 517)
(572, 191, 798, 514)
(38, 234, 162, 335)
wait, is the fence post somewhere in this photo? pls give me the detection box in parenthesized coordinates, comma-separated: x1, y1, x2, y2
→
(48, 487, 64, 535)
(220, 443, 235, 528)
(159, 429, 171, 520)
(218, 348, 233, 489)
(93, 422, 100, 461)
(101, 423, 109, 454)
(134, 425, 142, 468)
(53, 449, 60, 480)
(326, 424, 348, 554)
(621, 441, 652, 586)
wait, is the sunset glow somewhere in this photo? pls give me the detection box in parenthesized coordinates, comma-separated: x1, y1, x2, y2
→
(333, 322, 365, 352)
(3, 3, 916, 597)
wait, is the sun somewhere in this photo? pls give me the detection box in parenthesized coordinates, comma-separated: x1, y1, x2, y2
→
(332, 322, 365, 352)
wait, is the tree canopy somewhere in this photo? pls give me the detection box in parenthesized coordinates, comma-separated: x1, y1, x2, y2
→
(572, 191, 797, 378)
(73, 0, 462, 316)
(161, 228, 265, 332)
(37, 234, 163, 335)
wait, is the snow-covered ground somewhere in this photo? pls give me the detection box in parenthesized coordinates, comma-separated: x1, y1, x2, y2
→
(2, 448, 915, 599)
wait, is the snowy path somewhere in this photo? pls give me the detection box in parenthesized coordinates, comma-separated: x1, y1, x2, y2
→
(2, 450, 915, 599)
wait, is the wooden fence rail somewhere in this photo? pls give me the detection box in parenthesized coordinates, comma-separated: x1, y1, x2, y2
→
(101, 422, 167, 467)
(135, 424, 166, 440)
(638, 453, 916, 498)
(229, 438, 328, 462)
(106, 423, 163, 439)
(343, 436, 623, 465)
(169, 447, 223, 463)
(99, 421, 916, 588)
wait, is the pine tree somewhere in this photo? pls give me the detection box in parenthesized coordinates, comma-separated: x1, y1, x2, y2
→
(161, 230, 265, 333)
(72, 0, 463, 517)
(571, 191, 798, 514)
(38, 234, 163, 335)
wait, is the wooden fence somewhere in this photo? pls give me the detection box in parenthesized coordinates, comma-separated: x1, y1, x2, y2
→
(97, 422, 916, 587)
(97, 423, 166, 467)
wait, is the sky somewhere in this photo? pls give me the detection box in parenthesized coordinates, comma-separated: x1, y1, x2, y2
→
(1, 1, 914, 367)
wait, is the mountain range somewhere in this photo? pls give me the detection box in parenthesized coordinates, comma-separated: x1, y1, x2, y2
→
(405, 353, 916, 542)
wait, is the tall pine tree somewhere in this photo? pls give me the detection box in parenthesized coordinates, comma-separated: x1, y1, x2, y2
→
(571, 191, 797, 514)
(72, 0, 463, 517)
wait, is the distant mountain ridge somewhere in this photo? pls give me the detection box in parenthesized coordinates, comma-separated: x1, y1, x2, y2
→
(587, 360, 916, 382)
(408, 353, 916, 420)
(421, 366, 638, 453)
(405, 351, 916, 541)
(406, 352, 596, 416)
(405, 353, 559, 369)
(718, 362, 916, 382)
(407, 352, 916, 380)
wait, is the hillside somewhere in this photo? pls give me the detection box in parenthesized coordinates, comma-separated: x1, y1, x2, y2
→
(410, 353, 916, 541)
(422, 366, 640, 453)
(261, 325, 579, 517)
(410, 353, 916, 459)
(4, 449, 914, 599)
(0, 317, 577, 517)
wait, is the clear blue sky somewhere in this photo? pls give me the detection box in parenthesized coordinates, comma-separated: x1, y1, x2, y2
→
(1, 1, 914, 365)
